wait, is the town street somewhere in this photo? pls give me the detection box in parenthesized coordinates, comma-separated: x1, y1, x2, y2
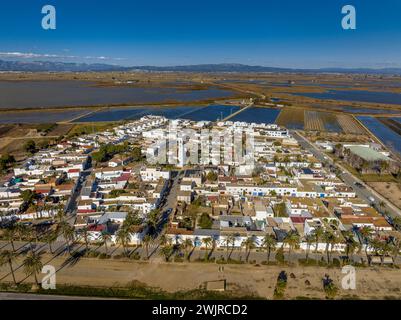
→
(292, 131, 401, 219)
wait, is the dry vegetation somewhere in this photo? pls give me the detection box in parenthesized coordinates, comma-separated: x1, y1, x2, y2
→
(276, 108, 305, 129)
(305, 111, 325, 131)
(337, 114, 366, 134)
(1, 254, 401, 300)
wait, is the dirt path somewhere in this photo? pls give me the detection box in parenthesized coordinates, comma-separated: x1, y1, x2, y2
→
(1, 254, 401, 299)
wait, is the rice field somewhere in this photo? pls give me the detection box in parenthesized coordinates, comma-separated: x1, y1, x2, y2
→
(337, 114, 366, 134)
(378, 118, 401, 136)
(276, 107, 368, 134)
(305, 111, 325, 131)
(304, 111, 345, 132)
(275, 108, 305, 129)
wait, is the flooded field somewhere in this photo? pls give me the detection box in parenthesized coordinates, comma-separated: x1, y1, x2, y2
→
(305, 111, 343, 132)
(0, 80, 236, 109)
(293, 90, 401, 105)
(357, 116, 401, 155)
(73, 105, 240, 123)
(339, 106, 401, 114)
(230, 107, 281, 124)
(0, 109, 90, 124)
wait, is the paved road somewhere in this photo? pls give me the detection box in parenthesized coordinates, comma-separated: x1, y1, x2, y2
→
(292, 131, 401, 220)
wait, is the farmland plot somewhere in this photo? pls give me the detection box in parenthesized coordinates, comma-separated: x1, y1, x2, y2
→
(337, 114, 366, 134)
(275, 108, 305, 129)
(305, 111, 325, 131)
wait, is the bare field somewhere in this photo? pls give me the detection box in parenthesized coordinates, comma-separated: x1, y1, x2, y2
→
(337, 114, 366, 134)
(367, 182, 401, 210)
(276, 108, 305, 129)
(305, 111, 325, 131)
(1, 254, 401, 300)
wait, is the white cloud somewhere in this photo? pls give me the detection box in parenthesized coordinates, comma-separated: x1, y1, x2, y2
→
(0, 51, 125, 61)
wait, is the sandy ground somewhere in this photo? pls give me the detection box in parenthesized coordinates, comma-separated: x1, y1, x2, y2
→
(368, 182, 401, 210)
(1, 254, 401, 299)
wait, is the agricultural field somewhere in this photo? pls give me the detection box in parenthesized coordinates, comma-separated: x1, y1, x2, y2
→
(304, 111, 325, 131)
(275, 108, 305, 129)
(378, 118, 401, 136)
(336, 114, 366, 134)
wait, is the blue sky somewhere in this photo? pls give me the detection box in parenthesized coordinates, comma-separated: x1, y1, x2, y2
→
(0, 0, 401, 68)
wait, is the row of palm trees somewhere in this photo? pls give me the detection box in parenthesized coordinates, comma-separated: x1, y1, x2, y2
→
(153, 225, 400, 265)
(2, 209, 400, 269)
(0, 250, 43, 287)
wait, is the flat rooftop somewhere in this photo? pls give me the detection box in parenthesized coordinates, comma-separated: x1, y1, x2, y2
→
(347, 146, 390, 162)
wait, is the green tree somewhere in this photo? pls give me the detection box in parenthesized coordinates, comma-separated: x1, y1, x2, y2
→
(58, 221, 75, 255)
(116, 227, 131, 256)
(23, 252, 43, 286)
(160, 245, 174, 262)
(0, 154, 16, 172)
(202, 237, 213, 260)
(206, 171, 218, 182)
(81, 226, 90, 253)
(182, 238, 194, 261)
(3, 228, 17, 252)
(132, 147, 142, 162)
(224, 234, 235, 261)
(262, 234, 277, 264)
(0, 250, 18, 285)
(199, 213, 213, 229)
(43, 230, 58, 255)
(312, 226, 324, 256)
(100, 231, 112, 255)
(242, 237, 256, 263)
(283, 231, 300, 262)
(305, 234, 314, 262)
(142, 234, 152, 259)
(24, 140, 37, 154)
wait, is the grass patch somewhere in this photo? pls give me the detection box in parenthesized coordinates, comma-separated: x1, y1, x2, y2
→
(0, 281, 262, 300)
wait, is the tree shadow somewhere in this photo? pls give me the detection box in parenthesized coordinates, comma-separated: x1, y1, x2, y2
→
(58, 249, 85, 269)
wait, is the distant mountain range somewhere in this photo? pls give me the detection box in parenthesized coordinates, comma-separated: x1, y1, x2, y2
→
(1, 59, 401, 75)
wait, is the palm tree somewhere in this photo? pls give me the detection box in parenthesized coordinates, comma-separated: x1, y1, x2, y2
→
(3, 228, 17, 252)
(58, 222, 75, 255)
(378, 201, 386, 214)
(392, 216, 401, 231)
(313, 226, 323, 257)
(322, 231, 336, 263)
(15, 223, 26, 241)
(202, 237, 213, 260)
(242, 237, 256, 263)
(224, 234, 235, 261)
(116, 227, 131, 256)
(80, 226, 90, 253)
(0, 250, 18, 285)
(142, 234, 152, 259)
(55, 207, 65, 222)
(19, 225, 35, 253)
(305, 234, 314, 262)
(160, 245, 173, 262)
(158, 234, 169, 247)
(43, 230, 58, 254)
(182, 238, 193, 261)
(100, 231, 112, 255)
(23, 252, 43, 286)
(146, 209, 160, 235)
(283, 231, 300, 262)
(390, 236, 401, 262)
(262, 234, 277, 264)
(359, 226, 372, 257)
(343, 231, 359, 263)
(329, 232, 340, 263)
